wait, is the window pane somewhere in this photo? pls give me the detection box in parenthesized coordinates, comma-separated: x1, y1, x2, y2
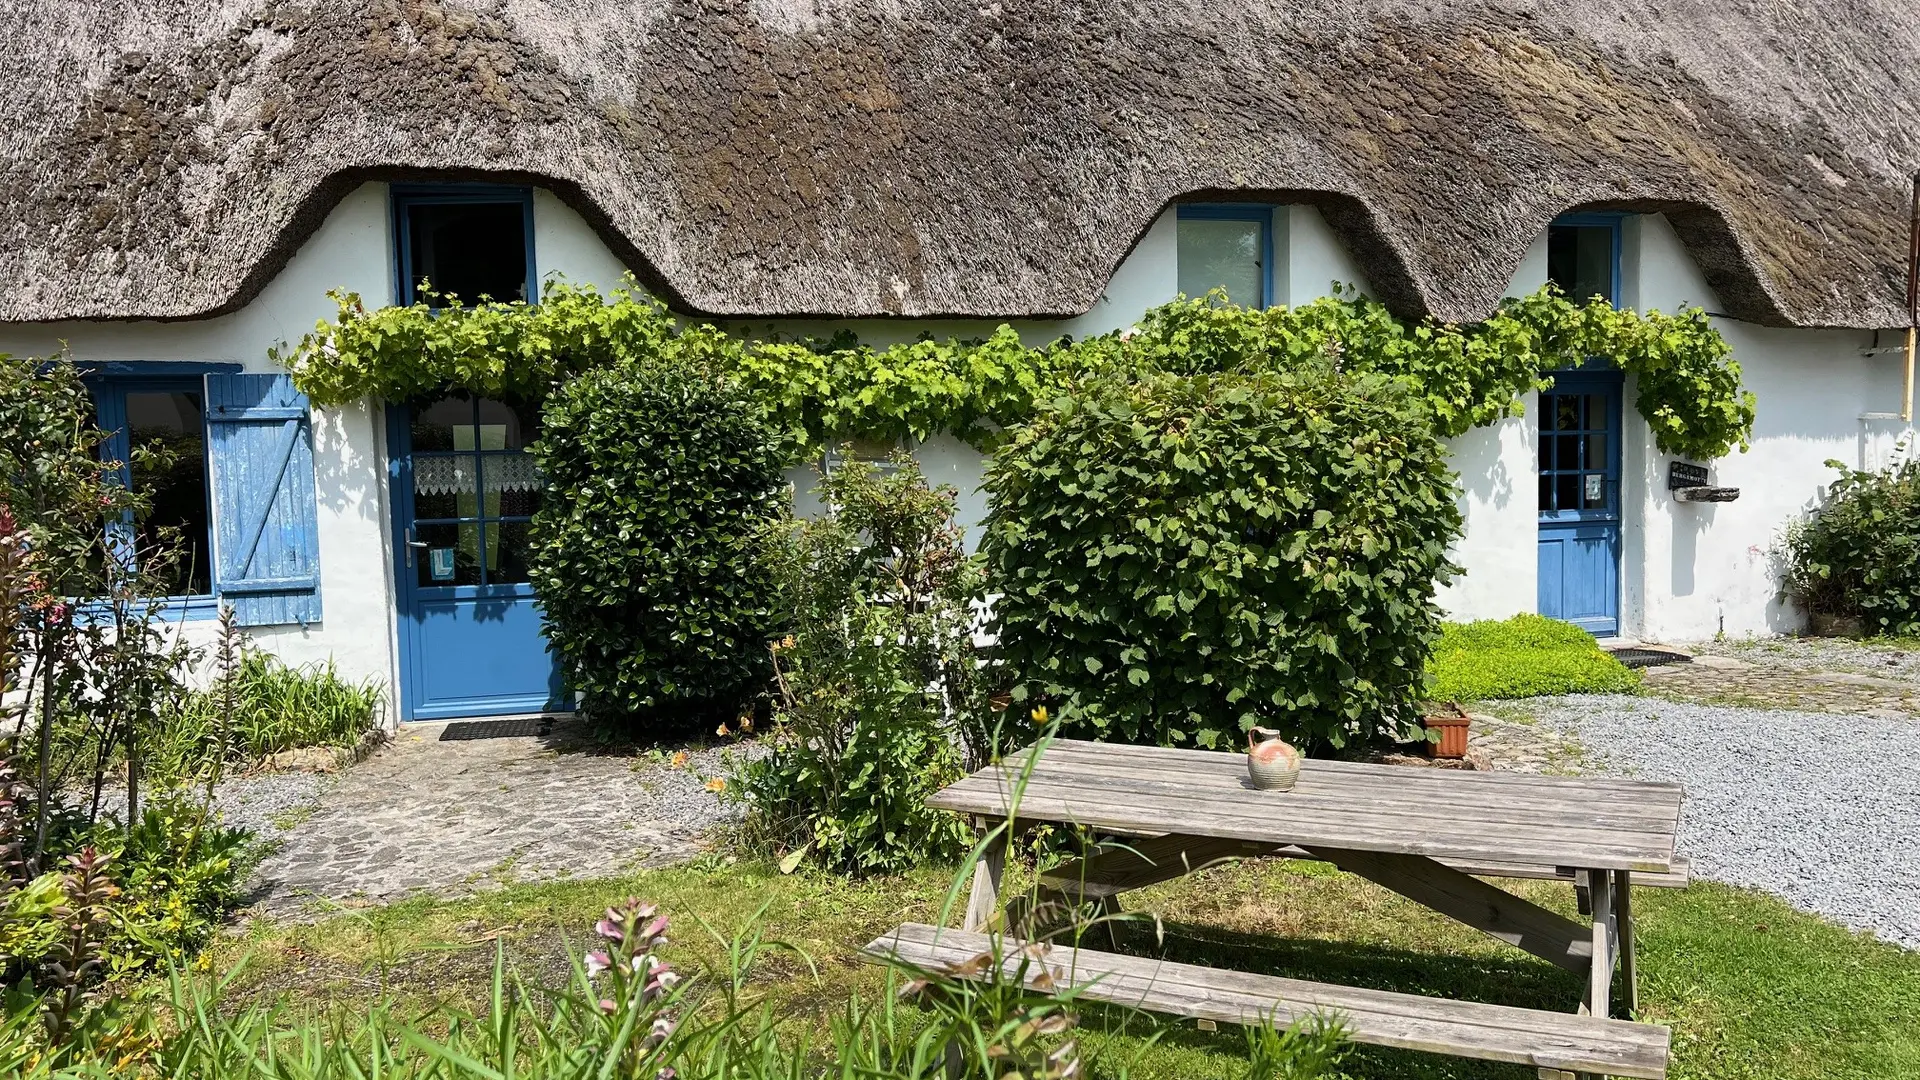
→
(415, 521, 482, 587)
(1585, 394, 1607, 431)
(1555, 474, 1580, 512)
(1538, 474, 1553, 512)
(126, 391, 211, 595)
(1584, 433, 1608, 470)
(411, 394, 473, 451)
(1555, 396, 1580, 431)
(1177, 216, 1265, 307)
(406, 202, 529, 305)
(475, 398, 541, 449)
(1554, 436, 1581, 473)
(485, 453, 545, 517)
(1547, 225, 1615, 305)
(414, 454, 478, 519)
(487, 520, 535, 585)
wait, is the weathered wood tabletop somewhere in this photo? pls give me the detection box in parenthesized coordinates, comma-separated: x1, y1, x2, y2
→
(927, 738, 1684, 874)
(889, 736, 1687, 1078)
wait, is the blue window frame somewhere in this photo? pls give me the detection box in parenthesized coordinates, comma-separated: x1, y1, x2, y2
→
(81, 362, 242, 618)
(1548, 213, 1624, 308)
(391, 184, 537, 307)
(1176, 205, 1275, 308)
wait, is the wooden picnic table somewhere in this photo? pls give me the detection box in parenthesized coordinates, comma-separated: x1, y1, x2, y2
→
(863, 738, 1687, 1080)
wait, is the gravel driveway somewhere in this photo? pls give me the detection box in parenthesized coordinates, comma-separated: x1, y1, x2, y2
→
(1530, 694, 1919, 950)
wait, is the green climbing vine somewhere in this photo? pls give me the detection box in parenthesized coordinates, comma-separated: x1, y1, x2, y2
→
(281, 276, 1755, 460)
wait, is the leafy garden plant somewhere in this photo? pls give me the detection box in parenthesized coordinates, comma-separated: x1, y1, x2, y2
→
(285, 278, 1755, 462)
(982, 365, 1462, 750)
(1783, 457, 1920, 635)
(529, 355, 790, 726)
(733, 453, 981, 875)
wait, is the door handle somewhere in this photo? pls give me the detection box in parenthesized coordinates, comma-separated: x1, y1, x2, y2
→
(405, 526, 429, 568)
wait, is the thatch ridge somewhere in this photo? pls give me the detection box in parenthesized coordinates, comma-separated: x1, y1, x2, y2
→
(2, 0, 1916, 328)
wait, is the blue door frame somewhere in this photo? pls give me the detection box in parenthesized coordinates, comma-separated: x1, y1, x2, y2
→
(387, 400, 565, 721)
(1537, 369, 1624, 636)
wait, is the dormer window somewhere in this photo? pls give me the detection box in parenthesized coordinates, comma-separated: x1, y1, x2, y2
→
(392, 185, 536, 307)
(1547, 214, 1623, 307)
(1176, 205, 1274, 308)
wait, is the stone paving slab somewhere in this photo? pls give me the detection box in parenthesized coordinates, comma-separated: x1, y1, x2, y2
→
(242, 717, 742, 921)
(1640, 652, 1919, 718)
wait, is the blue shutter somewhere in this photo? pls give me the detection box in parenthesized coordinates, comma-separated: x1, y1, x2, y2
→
(205, 374, 322, 626)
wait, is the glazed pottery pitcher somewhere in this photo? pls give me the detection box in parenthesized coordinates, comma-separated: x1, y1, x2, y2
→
(1246, 727, 1302, 791)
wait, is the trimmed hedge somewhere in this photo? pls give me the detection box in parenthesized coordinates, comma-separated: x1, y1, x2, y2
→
(981, 366, 1462, 750)
(1425, 614, 1640, 700)
(529, 359, 788, 724)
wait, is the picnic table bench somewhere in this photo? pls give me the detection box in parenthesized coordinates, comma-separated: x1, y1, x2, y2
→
(862, 739, 1686, 1080)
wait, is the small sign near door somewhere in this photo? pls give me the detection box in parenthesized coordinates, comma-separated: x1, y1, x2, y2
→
(429, 547, 456, 582)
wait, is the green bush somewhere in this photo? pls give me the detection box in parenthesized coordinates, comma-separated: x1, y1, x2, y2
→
(1425, 614, 1640, 700)
(1784, 459, 1920, 635)
(981, 366, 1462, 750)
(1, 795, 252, 990)
(530, 358, 789, 725)
(733, 455, 978, 875)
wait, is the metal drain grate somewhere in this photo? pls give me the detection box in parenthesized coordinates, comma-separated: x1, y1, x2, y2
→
(438, 717, 554, 741)
(1608, 647, 1692, 669)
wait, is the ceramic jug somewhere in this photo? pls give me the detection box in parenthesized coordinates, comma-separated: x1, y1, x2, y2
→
(1246, 727, 1302, 791)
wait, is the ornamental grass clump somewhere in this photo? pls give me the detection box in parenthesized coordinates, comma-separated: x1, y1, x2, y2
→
(982, 365, 1462, 751)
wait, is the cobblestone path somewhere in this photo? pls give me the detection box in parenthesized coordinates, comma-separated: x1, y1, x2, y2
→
(241, 718, 740, 921)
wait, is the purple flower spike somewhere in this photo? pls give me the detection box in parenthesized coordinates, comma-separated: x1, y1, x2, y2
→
(585, 950, 612, 976)
(595, 918, 624, 942)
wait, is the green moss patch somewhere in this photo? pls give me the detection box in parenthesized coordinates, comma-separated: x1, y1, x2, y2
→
(1427, 614, 1640, 701)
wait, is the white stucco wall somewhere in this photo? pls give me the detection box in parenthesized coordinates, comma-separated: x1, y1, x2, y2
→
(0, 182, 642, 722)
(1618, 215, 1904, 639)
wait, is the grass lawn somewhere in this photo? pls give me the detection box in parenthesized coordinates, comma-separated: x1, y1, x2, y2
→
(205, 856, 1920, 1079)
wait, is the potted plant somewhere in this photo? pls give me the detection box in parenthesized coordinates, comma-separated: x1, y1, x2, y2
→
(1422, 701, 1472, 760)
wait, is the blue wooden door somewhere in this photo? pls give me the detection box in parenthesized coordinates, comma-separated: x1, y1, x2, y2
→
(389, 394, 565, 720)
(1537, 372, 1623, 636)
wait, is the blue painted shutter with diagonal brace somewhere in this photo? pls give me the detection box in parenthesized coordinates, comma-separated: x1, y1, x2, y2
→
(205, 373, 322, 626)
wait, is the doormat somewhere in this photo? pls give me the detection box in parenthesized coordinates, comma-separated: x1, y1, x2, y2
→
(439, 717, 554, 741)
(1608, 647, 1692, 669)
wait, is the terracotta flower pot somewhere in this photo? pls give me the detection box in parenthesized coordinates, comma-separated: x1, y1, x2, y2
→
(1423, 710, 1471, 760)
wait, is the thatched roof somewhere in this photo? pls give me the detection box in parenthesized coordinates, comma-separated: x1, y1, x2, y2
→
(2, 0, 1916, 328)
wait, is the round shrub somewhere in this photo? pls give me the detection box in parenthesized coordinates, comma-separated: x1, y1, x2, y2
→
(530, 359, 788, 725)
(980, 366, 1462, 750)
(1785, 459, 1920, 635)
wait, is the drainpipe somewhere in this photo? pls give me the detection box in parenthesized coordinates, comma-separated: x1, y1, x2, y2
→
(1906, 174, 1918, 422)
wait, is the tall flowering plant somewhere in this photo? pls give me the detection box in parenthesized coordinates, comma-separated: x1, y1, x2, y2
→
(572, 898, 684, 1079)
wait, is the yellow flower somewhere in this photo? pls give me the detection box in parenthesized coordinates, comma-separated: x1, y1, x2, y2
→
(705, 777, 727, 793)
(716, 722, 731, 737)
(670, 751, 690, 769)
(1031, 705, 1049, 723)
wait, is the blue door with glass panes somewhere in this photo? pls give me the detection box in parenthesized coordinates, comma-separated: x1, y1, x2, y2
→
(1538, 371, 1623, 636)
(389, 394, 565, 720)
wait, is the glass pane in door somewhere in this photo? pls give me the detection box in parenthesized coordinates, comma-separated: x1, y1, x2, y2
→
(408, 393, 541, 590)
